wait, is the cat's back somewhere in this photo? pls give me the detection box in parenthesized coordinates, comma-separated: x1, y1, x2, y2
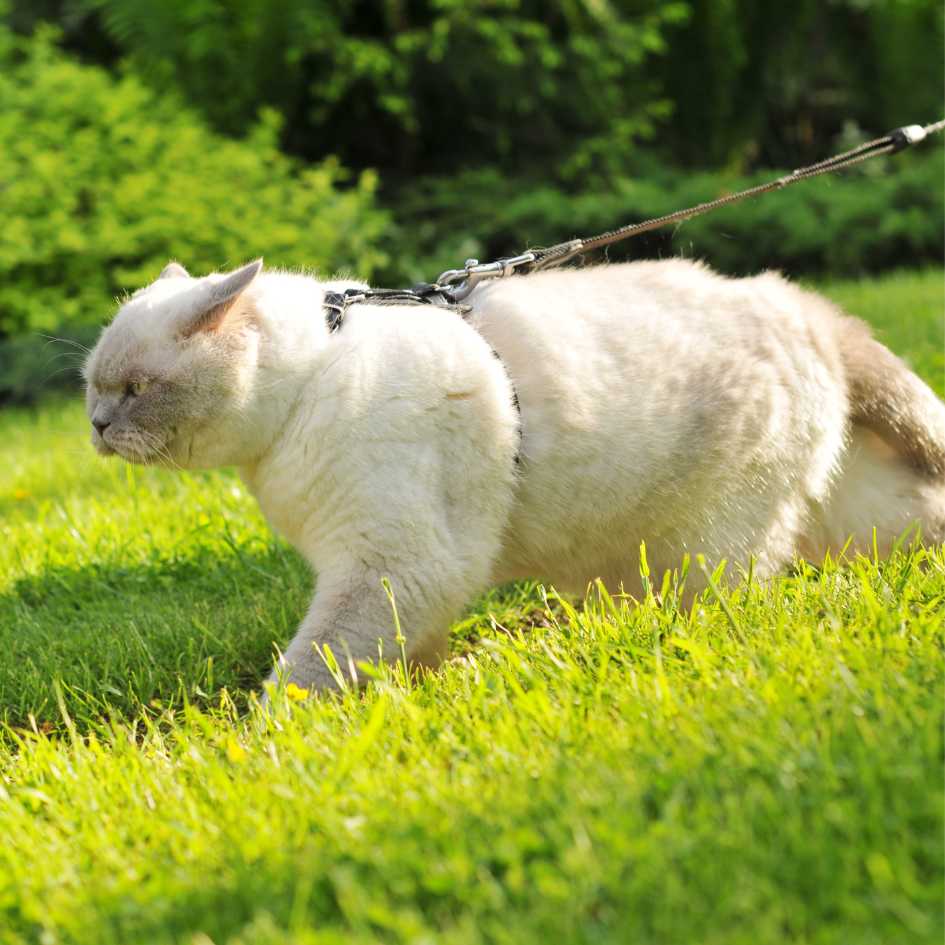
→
(468, 258, 833, 368)
(468, 259, 845, 459)
(468, 260, 849, 584)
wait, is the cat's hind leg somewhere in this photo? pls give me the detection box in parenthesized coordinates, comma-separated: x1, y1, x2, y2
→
(800, 322, 945, 559)
(800, 427, 945, 560)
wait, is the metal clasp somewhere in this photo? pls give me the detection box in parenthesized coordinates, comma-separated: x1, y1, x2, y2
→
(436, 252, 536, 302)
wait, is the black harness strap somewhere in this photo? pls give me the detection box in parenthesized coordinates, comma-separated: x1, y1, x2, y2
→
(323, 285, 467, 334)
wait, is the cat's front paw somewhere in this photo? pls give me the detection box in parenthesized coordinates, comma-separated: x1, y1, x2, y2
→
(262, 652, 348, 703)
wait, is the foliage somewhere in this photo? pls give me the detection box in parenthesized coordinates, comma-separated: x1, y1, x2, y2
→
(0, 324, 100, 406)
(390, 149, 945, 285)
(1, 268, 943, 940)
(0, 19, 391, 339)
(11, 0, 943, 178)
(1, 2, 942, 395)
(48, 0, 690, 180)
(657, 0, 945, 167)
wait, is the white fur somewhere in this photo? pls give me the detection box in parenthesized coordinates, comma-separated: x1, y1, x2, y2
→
(85, 260, 945, 691)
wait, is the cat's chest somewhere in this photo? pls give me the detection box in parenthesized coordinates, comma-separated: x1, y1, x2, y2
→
(239, 439, 346, 555)
(245, 474, 306, 546)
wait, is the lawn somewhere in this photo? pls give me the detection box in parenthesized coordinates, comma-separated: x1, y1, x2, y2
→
(0, 269, 942, 945)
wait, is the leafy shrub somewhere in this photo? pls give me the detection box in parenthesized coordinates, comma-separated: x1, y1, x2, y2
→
(0, 21, 391, 340)
(21, 0, 942, 181)
(656, 0, 944, 167)
(0, 325, 101, 405)
(68, 0, 689, 180)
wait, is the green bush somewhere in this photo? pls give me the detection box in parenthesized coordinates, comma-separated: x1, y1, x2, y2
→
(0, 21, 391, 340)
(22, 1, 942, 179)
(391, 148, 945, 284)
(656, 0, 944, 168)
(70, 0, 688, 181)
(0, 324, 101, 405)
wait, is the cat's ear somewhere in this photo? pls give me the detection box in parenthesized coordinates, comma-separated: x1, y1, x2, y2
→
(179, 259, 263, 338)
(159, 261, 190, 280)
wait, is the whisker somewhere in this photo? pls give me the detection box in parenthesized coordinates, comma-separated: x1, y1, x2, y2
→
(40, 363, 86, 382)
(136, 429, 185, 472)
(37, 349, 87, 365)
(38, 334, 92, 355)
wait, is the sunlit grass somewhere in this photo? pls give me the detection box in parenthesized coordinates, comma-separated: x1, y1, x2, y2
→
(0, 269, 941, 944)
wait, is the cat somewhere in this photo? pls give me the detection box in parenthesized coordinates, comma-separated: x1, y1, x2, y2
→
(84, 258, 945, 692)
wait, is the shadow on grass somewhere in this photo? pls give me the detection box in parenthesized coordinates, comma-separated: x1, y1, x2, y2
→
(0, 541, 311, 730)
(0, 536, 557, 733)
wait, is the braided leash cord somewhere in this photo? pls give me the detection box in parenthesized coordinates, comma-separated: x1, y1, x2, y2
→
(323, 118, 944, 324)
(531, 119, 945, 268)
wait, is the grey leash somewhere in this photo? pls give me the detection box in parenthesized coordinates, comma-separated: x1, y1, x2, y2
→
(323, 119, 945, 329)
(525, 119, 945, 273)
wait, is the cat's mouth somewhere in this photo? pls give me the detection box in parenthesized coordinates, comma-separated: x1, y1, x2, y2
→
(114, 446, 155, 465)
(92, 437, 117, 457)
(97, 428, 167, 465)
(114, 441, 163, 465)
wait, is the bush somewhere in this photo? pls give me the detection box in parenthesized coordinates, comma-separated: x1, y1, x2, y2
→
(22, 1, 942, 179)
(68, 0, 688, 181)
(0, 324, 101, 405)
(390, 148, 945, 284)
(0, 21, 391, 340)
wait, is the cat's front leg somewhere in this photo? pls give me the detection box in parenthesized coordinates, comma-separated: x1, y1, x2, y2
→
(265, 556, 480, 695)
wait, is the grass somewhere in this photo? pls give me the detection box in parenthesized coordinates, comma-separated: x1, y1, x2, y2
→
(0, 268, 942, 944)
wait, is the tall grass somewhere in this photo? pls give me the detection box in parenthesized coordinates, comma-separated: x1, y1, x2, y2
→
(0, 269, 941, 944)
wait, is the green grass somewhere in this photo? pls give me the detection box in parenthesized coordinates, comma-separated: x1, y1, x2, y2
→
(0, 269, 942, 944)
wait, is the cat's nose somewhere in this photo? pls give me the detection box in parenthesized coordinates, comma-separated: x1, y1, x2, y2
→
(93, 418, 110, 436)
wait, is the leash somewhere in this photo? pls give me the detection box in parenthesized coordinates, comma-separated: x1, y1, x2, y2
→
(525, 120, 945, 274)
(323, 119, 945, 330)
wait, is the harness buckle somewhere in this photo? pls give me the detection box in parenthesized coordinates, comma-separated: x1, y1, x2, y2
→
(323, 289, 366, 332)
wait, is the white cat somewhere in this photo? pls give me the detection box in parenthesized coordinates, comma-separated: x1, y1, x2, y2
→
(84, 259, 945, 691)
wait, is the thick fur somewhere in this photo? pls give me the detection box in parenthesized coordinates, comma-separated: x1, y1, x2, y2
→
(84, 259, 945, 692)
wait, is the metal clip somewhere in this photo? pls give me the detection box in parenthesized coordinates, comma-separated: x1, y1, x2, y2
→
(889, 124, 927, 153)
(436, 252, 537, 302)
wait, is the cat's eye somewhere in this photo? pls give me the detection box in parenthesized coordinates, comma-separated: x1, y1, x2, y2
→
(126, 380, 149, 397)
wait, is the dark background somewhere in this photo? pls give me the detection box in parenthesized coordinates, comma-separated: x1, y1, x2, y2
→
(1, 0, 942, 400)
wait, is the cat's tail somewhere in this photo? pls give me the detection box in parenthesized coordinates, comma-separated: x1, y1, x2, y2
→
(839, 316, 945, 477)
(801, 317, 945, 559)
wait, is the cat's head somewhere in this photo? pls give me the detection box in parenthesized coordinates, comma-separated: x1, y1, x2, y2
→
(84, 259, 265, 468)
